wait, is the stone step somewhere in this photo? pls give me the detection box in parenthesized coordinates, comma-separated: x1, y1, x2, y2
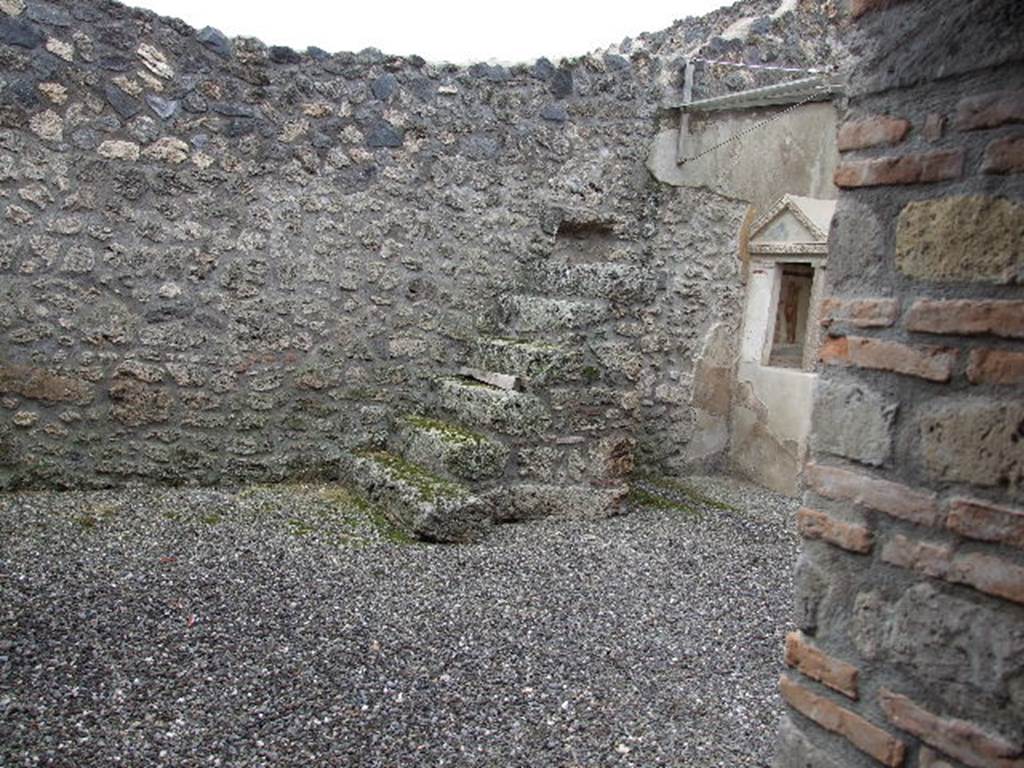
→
(437, 376, 550, 437)
(515, 433, 635, 484)
(520, 262, 662, 301)
(339, 450, 492, 543)
(471, 337, 584, 385)
(485, 482, 629, 522)
(499, 294, 608, 333)
(393, 415, 509, 482)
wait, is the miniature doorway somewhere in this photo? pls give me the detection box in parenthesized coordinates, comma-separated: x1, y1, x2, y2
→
(731, 195, 834, 495)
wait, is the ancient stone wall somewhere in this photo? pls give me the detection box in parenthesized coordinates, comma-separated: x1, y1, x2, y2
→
(777, 0, 1024, 765)
(0, 0, 843, 489)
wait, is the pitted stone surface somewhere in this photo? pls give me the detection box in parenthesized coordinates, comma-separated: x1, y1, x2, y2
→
(498, 295, 609, 333)
(812, 380, 896, 467)
(340, 450, 492, 543)
(918, 399, 1024, 495)
(489, 482, 629, 522)
(438, 377, 550, 438)
(395, 415, 509, 482)
(471, 337, 583, 385)
(895, 196, 1024, 283)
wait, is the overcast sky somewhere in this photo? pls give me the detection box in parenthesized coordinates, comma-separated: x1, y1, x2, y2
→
(128, 1, 733, 63)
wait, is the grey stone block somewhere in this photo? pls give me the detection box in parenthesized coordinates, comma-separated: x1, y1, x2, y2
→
(487, 482, 628, 522)
(812, 380, 896, 467)
(438, 377, 549, 437)
(394, 415, 509, 482)
(339, 450, 492, 543)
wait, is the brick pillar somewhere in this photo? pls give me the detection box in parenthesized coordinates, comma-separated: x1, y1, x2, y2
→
(777, 1, 1024, 766)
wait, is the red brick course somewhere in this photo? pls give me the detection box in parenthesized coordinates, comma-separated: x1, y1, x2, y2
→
(784, 631, 860, 699)
(834, 151, 963, 188)
(956, 90, 1024, 131)
(947, 497, 1024, 550)
(967, 349, 1024, 385)
(779, 676, 906, 766)
(820, 297, 899, 329)
(838, 116, 911, 151)
(805, 463, 941, 527)
(882, 534, 1024, 605)
(922, 114, 945, 142)
(879, 689, 1024, 768)
(797, 507, 874, 554)
(982, 134, 1024, 175)
(905, 299, 1024, 339)
(819, 335, 957, 382)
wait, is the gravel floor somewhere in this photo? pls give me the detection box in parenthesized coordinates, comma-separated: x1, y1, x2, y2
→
(0, 475, 799, 768)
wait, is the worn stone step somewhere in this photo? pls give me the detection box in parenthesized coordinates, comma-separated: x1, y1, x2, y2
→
(485, 482, 629, 522)
(437, 376, 550, 437)
(471, 337, 584, 385)
(515, 432, 635, 484)
(339, 450, 492, 543)
(499, 294, 608, 333)
(521, 262, 663, 301)
(393, 415, 509, 481)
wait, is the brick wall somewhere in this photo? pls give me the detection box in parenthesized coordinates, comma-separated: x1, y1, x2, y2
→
(777, 0, 1024, 765)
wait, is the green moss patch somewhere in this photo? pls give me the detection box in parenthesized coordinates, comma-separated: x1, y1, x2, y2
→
(73, 502, 120, 531)
(635, 473, 737, 512)
(403, 415, 485, 446)
(232, 482, 412, 546)
(357, 449, 468, 502)
(627, 488, 701, 518)
(367, 508, 416, 544)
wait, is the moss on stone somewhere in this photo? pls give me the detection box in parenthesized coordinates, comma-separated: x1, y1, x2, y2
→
(319, 483, 416, 545)
(403, 415, 484, 445)
(636, 473, 736, 512)
(74, 513, 98, 530)
(367, 507, 416, 544)
(318, 485, 372, 515)
(627, 487, 699, 516)
(356, 449, 468, 502)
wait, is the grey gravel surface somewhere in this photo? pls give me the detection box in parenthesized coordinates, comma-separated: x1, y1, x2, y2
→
(0, 475, 799, 767)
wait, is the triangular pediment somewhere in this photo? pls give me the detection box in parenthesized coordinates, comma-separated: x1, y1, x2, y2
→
(749, 194, 837, 248)
(750, 209, 819, 245)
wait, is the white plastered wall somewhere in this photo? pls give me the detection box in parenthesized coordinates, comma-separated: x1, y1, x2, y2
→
(731, 256, 824, 496)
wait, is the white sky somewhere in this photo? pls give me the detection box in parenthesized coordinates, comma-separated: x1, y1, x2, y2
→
(128, 1, 733, 64)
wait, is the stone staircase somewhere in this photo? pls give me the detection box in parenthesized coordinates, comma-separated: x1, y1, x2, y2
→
(340, 255, 661, 543)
